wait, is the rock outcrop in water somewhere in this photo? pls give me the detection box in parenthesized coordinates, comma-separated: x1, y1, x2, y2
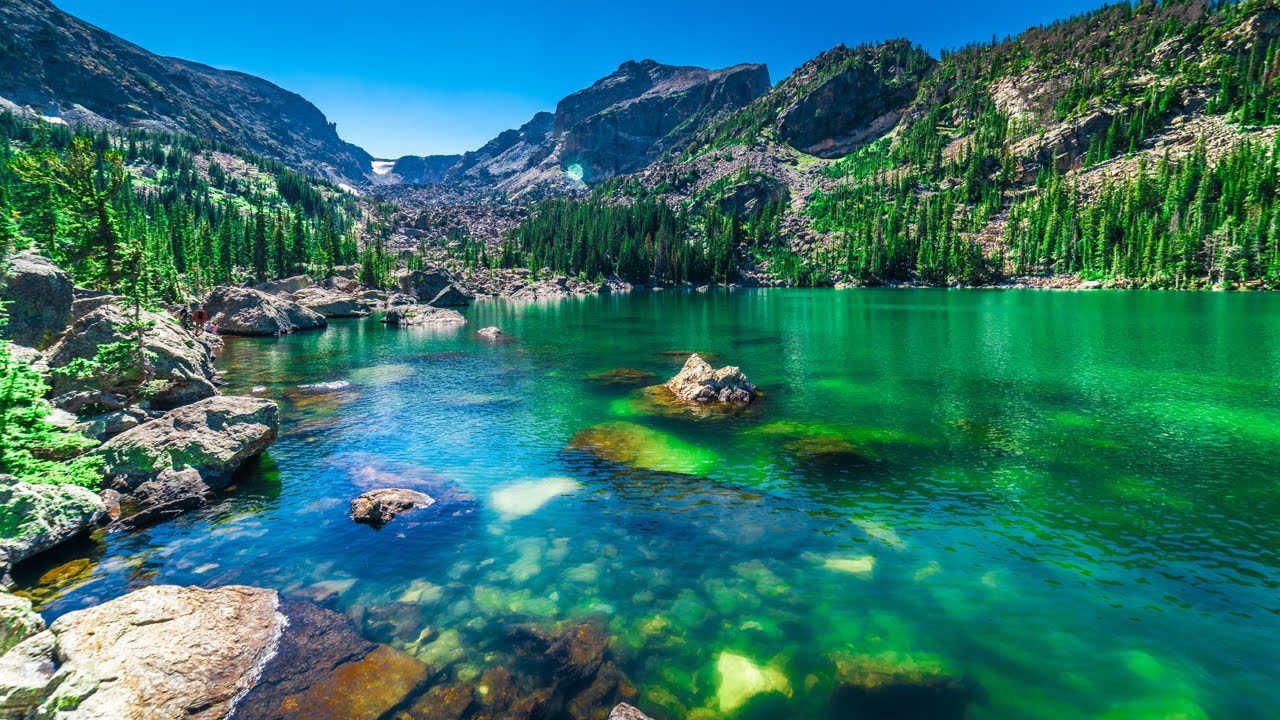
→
(0, 251, 72, 349)
(665, 353, 757, 406)
(381, 306, 467, 327)
(350, 488, 435, 528)
(0, 475, 104, 581)
(203, 286, 327, 336)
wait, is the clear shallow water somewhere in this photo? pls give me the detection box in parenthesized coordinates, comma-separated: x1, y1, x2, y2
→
(18, 289, 1280, 719)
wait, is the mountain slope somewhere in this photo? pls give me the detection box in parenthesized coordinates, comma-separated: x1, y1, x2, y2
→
(476, 0, 1280, 291)
(0, 0, 373, 183)
(390, 60, 771, 197)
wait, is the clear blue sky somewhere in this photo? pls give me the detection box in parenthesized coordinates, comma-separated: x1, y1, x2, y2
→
(55, 0, 1110, 158)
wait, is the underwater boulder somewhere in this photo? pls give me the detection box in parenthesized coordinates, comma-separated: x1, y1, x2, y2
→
(585, 368, 659, 387)
(716, 651, 792, 714)
(826, 651, 978, 720)
(567, 422, 719, 475)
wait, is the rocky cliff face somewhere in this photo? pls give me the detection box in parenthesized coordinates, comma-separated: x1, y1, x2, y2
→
(390, 60, 770, 196)
(0, 0, 372, 183)
(390, 154, 463, 184)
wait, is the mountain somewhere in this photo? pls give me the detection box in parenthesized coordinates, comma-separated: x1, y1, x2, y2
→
(481, 0, 1280, 291)
(390, 60, 771, 196)
(0, 0, 372, 183)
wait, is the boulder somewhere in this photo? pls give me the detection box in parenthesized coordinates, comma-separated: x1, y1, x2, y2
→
(71, 407, 151, 442)
(828, 651, 978, 720)
(665, 353, 757, 406)
(324, 276, 359, 293)
(96, 396, 278, 495)
(349, 488, 435, 528)
(0, 475, 104, 577)
(253, 274, 314, 296)
(292, 286, 370, 318)
(0, 251, 72, 349)
(112, 467, 211, 531)
(398, 268, 459, 301)
(609, 704, 655, 720)
(381, 306, 467, 327)
(0, 592, 44, 655)
(427, 284, 474, 307)
(0, 628, 57, 717)
(35, 585, 284, 719)
(476, 326, 505, 340)
(45, 298, 218, 410)
(203, 286, 327, 336)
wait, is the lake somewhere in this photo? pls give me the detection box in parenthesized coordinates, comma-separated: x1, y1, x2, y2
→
(17, 289, 1280, 719)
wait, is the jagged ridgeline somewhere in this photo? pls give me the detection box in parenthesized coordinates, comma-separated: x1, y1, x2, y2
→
(496, 0, 1280, 289)
(0, 113, 379, 300)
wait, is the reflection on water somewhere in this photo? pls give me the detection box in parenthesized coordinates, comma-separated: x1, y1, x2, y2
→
(16, 289, 1280, 719)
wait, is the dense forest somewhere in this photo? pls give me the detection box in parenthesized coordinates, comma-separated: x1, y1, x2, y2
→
(495, 0, 1280, 289)
(0, 112, 369, 305)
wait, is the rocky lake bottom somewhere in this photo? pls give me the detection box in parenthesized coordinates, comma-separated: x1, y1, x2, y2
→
(13, 288, 1280, 719)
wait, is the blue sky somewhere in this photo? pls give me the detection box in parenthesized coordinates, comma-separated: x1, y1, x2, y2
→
(55, 0, 1110, 158)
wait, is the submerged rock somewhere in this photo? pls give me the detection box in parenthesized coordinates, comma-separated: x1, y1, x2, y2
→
(827, 651, 977, 720)
(381, 306, 467, 327)
(0, 475, 104, 577)
(716, 651, 792, 713)
(665, 353, 756, 406)
(96, 395, 278, 503)
(567, 422, 719, 475)
(350, 488, 435, 528)
(0, 251, 72, 349)
(204, 286, 328, 336)
(490, 477, 580, 521)
(476, 326, 506, 340)
(584, 368, 659, 386)
(824, 555, 877, 577)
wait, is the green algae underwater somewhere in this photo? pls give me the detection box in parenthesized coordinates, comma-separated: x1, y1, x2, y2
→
(16, 288, 1280, 719)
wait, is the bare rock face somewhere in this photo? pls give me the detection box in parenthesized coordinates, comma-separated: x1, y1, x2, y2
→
(36, 585, 284, 720)
(0, 251, 72, 349)
(665, 354, 757, 406)
(45, 297, 218, 410)
(0, 0, 373, 183)
(96, 395, 279, 495)
(0, 475, 104, 577)
(777, 42, 933, 158)
(350, 488, 435, 528)
(398, 268, 462, 302)
(253, 275, 314, 296)
(381, 306, 467, 328)
(427, 285, 474, 308)
(203, 286, 327, 336)
(292, 286, 370, 318)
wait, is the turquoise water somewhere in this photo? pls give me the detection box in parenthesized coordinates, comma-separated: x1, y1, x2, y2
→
(18, 289, 1280, 719)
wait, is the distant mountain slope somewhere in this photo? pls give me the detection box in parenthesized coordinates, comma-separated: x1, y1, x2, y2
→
(390, 60, 771, 197)
(0, 0, 373, 183)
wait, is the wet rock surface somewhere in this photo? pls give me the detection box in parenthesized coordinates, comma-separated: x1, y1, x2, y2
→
(203, 286, 328, 336)
(350, 488, 436, 528)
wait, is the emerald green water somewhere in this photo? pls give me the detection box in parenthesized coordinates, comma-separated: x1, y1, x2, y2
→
(20, 289, 1280, 719)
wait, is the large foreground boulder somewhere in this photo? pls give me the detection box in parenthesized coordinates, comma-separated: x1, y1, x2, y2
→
(292, 286, 370, 318)
(0, 475, 104, 578)
(45, 298, 219, 411)
(381, 306, 467, 327)
(203, 286, 327, 336)
(0, 586, 431, 720)
(0, 251, 72, 349)
(665, 353, 757, 406)
(96, 396, 278, 495)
